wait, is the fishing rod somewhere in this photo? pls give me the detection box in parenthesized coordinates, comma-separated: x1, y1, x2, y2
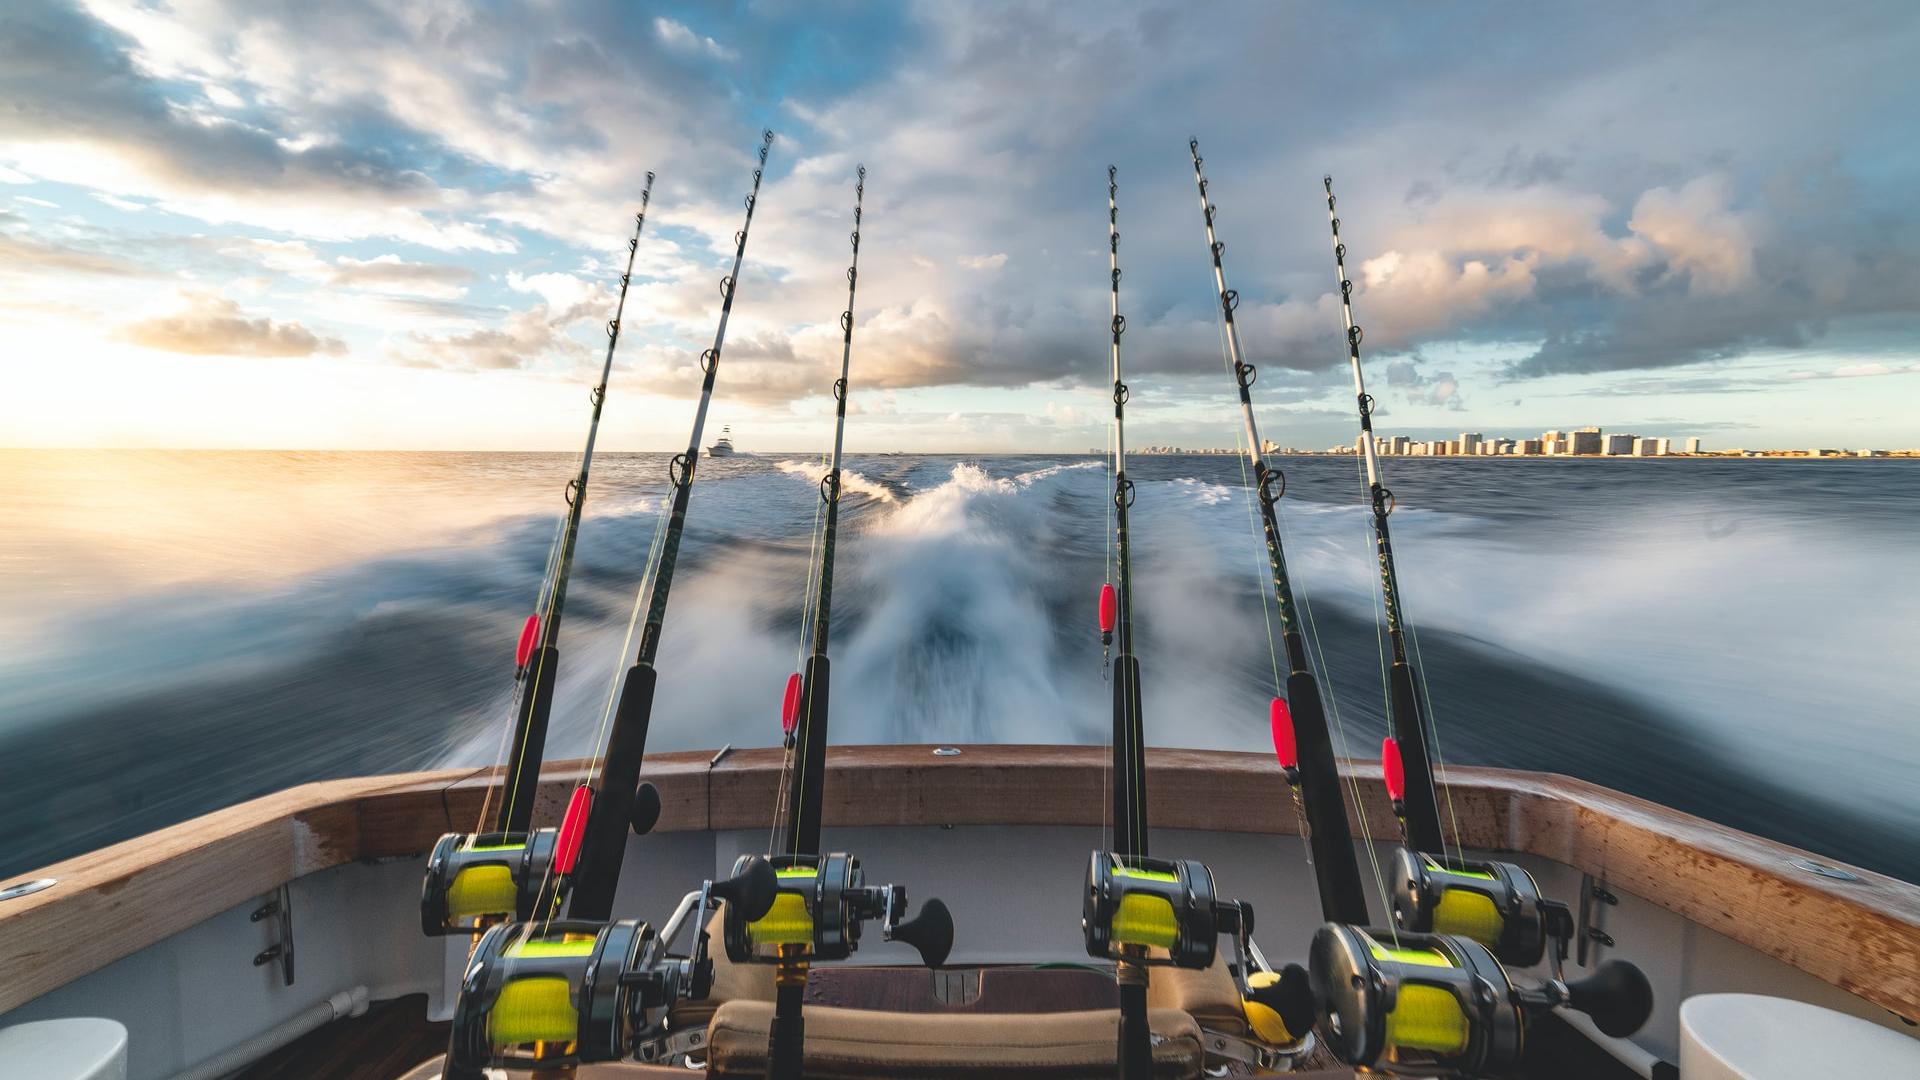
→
(1101, 162, 1154, 1080)
(1185, 138, 1371, 923)
(1082, 165, 1313, 1080)
(724, 165, 951, 1080)
(420, 178, 662, 939)
(1103, 164, 1148, 862)
(779, 165, 865, 860)
(496, 171, 656, 836)
(566, 131, 777, 920)
(1318, 175, 1446, 856)
(1292, 181, 1657, 1071)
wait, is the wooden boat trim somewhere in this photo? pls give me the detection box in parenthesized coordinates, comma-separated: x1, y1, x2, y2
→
(1, 745, 1914, 1022)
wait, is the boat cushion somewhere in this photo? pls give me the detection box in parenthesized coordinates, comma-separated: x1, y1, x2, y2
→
(1145, 945, 1255, 1038)
(705, 1000, 1205, 1078)
(667, 906, 777, 1032)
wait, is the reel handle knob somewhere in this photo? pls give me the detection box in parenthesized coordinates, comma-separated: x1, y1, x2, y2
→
(712, 855, 779, 922)
(891, 897, 954, 969)
(1247, 963, 1316, 1046)
(631, 781, 662, 836)
(1563, 960, 1653, 1037)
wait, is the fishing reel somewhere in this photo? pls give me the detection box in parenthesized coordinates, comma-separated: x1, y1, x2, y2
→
(422, 785, 662, 936)
(722, 853, 954, 968)
(1082, 852, 1238, 969)
(1388, 848, 1574, 968)
(421, 828, 565, 935)
(1309, 924, 1652, 1077)
(444, 857, 778, 1075)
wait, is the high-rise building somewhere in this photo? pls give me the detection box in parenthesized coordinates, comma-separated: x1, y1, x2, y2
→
(1604, 434, 1636, 455)
(1542, 438, 1562, 455)
(1570, 427, 1603, 455)
(1520, 439, 1543, 455)
(1391, 435, 1410, 455)
(1655, 438, 1671, 455)
(1685, 437, 1703, 454)
(1635, 438, 1661, 456)
(1460, 432, 1482, 455)
(1541, 430, 1566, 446)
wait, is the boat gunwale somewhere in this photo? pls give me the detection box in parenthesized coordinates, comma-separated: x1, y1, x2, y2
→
(1, 744, 1914, 1023)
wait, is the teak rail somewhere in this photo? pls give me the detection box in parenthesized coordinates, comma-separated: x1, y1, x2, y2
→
(1, 746, 1915, 1022)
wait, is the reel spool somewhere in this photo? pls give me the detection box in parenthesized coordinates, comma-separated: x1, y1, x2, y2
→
(1082, 852, 1234, 969)
(1389, 848, 1571, 967)
(448, 918, 646, 1071)
(422, 829, 562, 936)
(722, 853, 953, 968)
(445, 857, 779, 1074)
(1310, 924, 1653, 1077)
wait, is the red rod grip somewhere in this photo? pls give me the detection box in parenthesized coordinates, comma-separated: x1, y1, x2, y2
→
(554, 784, 592, 874)
(515, 614, 541, 669)
(1270, 697, 1298, 771)
(1382, 736, 1405, 804)
(781, 672, 803, 736)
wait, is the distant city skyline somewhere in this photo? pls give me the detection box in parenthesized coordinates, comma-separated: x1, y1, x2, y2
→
(3, 2, 1918, 452)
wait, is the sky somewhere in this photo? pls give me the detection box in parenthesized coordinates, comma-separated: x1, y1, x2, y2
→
(2, 0, 1918, 453)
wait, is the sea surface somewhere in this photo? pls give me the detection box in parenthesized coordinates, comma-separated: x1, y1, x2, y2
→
(1, 449, 1915, 885)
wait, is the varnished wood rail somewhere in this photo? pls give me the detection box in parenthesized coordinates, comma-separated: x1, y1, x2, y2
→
(1, 746, 1914, 1023)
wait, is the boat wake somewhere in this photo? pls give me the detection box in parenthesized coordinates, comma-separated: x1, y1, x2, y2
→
(0, 453, 1914, 883)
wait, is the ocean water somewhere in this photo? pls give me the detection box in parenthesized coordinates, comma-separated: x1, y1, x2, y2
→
(0, 449, 1915, 885)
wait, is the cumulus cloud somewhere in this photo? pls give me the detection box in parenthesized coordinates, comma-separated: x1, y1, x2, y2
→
(402, 303, 595, 371)
(653, 16, 737, 61)
(120, 294, 344, 357)
(330, 255, 474, 298)
(1384, 356, 1465, 410)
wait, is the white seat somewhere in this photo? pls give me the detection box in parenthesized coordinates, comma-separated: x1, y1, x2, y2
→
(1681, 993, 1920, 1079)
(0, 1017, 128, 1080)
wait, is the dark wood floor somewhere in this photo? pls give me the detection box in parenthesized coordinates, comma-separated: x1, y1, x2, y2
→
(238, 994, 447, 1080)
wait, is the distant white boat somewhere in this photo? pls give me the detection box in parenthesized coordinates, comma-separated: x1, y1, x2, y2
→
(706, 425, 736, 457)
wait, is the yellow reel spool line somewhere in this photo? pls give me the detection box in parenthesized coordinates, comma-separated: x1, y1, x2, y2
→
(446, 864, 519, 921)
(486, 935, 595, 1046)
(739, 866, 821, 951)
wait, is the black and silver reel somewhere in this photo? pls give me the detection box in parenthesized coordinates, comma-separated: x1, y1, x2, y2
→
(1309, 924, 1652, 1077)
(1388, 848, 1574, 968)
(421, 829, 563, 935)
(721, 853, 953, 968)
(1082, 852, 1234, 969)
(443, 856, 778, 1075)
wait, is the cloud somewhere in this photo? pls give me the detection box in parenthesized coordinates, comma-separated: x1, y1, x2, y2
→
(120, 293, 344, 357)
(959, 253, 1008, 271)
(507, 271, 606, 315)
(401, 303, 595, 371)
(0, 227, 143, 277)
(653, 17, 737, 61)
(1383, 355, 1465, 409)
(330, 254, 474, 298)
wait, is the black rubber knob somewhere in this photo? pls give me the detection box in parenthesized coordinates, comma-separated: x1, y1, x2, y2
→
(1247, 962, 1317, 1043)
(712, 855, 779, 922)
(630, 782, 662, 836)
(1565, 960, 1654, 1037)
(893, 898, 954, 969)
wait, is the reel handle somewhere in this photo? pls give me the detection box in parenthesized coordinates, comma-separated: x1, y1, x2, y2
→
(712, 855, 779, 922)
(1560, 959, 1654, 1037)
(890, 897, 954, 969)
(631, 781, 662, 836)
